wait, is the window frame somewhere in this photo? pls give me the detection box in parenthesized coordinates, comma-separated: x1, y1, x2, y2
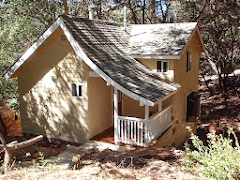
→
(71, 83, 84, 98)
(186, 51, 192, 72)
(156, 60, 169, 73)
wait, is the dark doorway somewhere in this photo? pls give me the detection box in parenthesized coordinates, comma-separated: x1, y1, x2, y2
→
(187, 92, 199, 122)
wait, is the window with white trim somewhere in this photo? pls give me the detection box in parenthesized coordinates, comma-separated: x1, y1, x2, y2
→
(157, 60, 169, 73)
(71, 83, 83, 98)
(186, 51, 192, 72)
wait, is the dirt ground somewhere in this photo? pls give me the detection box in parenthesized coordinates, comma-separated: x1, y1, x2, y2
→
(0, 147, 195, 180)
(198, 78, 240, 142)
(0, 135, 68, 164)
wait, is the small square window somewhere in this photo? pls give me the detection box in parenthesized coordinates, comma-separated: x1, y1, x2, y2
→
(187, 51, 192, 72)
(71, 83, 83, 98)
(157, 61, 169, 73)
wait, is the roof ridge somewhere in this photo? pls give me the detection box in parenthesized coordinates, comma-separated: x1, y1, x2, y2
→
(60, 15, 125, 27)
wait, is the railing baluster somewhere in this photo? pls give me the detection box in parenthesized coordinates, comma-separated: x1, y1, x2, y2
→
(117, 119, 121, 142)
(134, 121, 136, 144)
(127, 121, 130, 144)
(137, 122, 140, 146)
(124, 120, 127, 143)
(131, 121, 133, 143)
(145, 121, 148, 145)
(121, 120, 123, 143)
(140, 122, 143, 146)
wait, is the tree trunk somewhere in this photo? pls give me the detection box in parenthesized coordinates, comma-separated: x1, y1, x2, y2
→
(142, 0, 145, 24)
(201, 73, 213, 96)
(0, 131, 12, 174)
(233, 74, 240, 98)
(0, 134, 43, 174)
(63, 0, 68, 15)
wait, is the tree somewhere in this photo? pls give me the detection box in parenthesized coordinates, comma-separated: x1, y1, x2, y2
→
(175, 0, 240, 105)
(0, 0, 65, 112)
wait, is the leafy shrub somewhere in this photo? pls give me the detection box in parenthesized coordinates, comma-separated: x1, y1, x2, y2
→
(184, 127, 240, 180)
(33, 152, 56, 170)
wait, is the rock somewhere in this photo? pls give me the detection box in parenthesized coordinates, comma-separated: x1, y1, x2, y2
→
(0, 102, 22, 136)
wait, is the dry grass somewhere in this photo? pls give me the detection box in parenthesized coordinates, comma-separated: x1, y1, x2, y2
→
(0, 159, 196, 180)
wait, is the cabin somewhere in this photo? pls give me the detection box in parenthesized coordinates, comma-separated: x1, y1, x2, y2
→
(3, 15, 205, 147)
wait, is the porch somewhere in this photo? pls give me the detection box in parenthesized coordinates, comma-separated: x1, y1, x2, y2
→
(91, 104, 172, 147)
(116, 104, 172, 147)
(92, 87, 173, 147)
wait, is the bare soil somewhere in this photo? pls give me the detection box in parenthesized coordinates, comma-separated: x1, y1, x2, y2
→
(0, 147, 195, 180)
(198, 78, 240, 143)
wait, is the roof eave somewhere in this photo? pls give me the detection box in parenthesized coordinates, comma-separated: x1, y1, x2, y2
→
(154, 86, 181, 105)
(130, 54, 181, 60)
(3, 17, 62, 80)
(180, 25, 206, 59)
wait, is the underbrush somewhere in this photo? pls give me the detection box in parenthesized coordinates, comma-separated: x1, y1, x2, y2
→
(184, 127, 240, 180)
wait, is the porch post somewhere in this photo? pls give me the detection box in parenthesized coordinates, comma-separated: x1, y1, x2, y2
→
(158, 101, 162, 112)
(114, 87, 118, 144)
(144, 105, 149, 147)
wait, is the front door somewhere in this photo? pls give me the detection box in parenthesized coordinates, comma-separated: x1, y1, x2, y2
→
(117, 90, 122, 116)
(113, 90, 122, 117)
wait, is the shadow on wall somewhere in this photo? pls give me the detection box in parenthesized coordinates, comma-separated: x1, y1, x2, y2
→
(21, 47, 88, 144)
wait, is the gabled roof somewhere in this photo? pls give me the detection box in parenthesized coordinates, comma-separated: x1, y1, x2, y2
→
(61, 16, 180, 105)
(4, 15, 205, 106)
(128, 22, 199, 57)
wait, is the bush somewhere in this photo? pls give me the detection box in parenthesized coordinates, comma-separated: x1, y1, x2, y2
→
(184, 127, 240, 180)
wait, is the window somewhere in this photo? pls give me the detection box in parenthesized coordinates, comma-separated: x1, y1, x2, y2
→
(71, 83, 83, 98)
(187, 51, 192, 72)
(157, 61, 169, 73)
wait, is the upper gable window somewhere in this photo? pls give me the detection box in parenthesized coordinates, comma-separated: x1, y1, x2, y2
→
(71, 83, 83, 98)
(157, 61, 169, 73)
(187, 51, 192, 72)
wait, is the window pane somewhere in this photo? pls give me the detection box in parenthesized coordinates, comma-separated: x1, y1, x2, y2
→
(187, 51, 191, 72)
(163, 62, 168, 72)
(71, 83, 77, 96)
(78, 85, 82, 97)
(157, 61, 162, 72)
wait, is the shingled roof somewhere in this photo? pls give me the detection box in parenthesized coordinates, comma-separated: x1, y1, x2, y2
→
(128, 23, 198, 56)
(61, 15, 180, 104)
(4, 15, 195, 106)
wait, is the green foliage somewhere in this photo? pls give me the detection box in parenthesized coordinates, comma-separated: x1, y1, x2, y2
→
(33, 152, 57, 170)
(0, 0, 63, 113)
(184, 127, 240, 180)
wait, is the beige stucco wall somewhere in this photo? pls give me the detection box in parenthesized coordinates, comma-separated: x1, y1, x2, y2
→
(133, 31, 202, 124)
(17, 27, 89, 144)
(153, 122, 197, 147)
(131, 31, 202, 147)
(138, 59, 174, 81)
(88, 76, 113, 138)
(173, 31, 201, 123)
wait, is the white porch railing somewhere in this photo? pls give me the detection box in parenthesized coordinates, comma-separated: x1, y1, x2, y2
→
(148, 104, 172, 144)
(116, 104, 172, 147)
(116, 116, 148, 147)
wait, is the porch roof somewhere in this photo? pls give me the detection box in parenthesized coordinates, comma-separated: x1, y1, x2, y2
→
(61, 16, 180, 104)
